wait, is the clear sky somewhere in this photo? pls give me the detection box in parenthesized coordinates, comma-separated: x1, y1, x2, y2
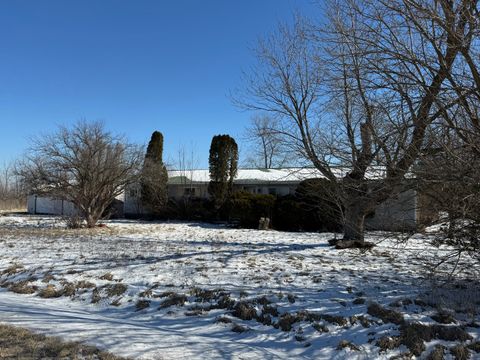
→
(0, 0, 320, 168)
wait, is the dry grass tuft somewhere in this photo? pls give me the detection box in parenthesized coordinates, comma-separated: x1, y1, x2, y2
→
(426, 345, 446, 360)
(367, 302, 404, 325)
(336, 339, 360, 351)
(100, 273, 114, 281)
(400, 322, 472, 356)
(91, 287, 101, 303)
(2, 264, 24, 276)
(106, 284, 127, 297)
(376, 336, 401, 352)
(75, 280, 96, 289)
(9, 281, 37, 295)
(450, 344, 471, 360)
(38, 285, 62, 298)
(159, 293, 187, 309)
(0, 323, 127, 359)
(135, 299, 150, 311)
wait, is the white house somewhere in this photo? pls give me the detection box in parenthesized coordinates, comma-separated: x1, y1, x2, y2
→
(28, 167, 426, 231)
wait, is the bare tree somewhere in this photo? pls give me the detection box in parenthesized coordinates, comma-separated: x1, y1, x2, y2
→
(416, 122, 480, 272)
(0, 161, 25, 211)
(237, 0, 478, 248)
(243, 114, 291, 168)
(175, 142, 200, 209)
(17, 121, 143, 227)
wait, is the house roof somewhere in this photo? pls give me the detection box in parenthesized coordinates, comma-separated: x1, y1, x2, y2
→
(167, 167, 392, 185)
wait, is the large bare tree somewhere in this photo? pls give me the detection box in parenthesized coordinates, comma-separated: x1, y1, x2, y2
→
(238, 0, 478, 247)
(17, 121, 143, 227)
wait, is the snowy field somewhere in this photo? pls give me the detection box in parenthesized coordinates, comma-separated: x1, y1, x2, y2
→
(0, 214, 479, 359)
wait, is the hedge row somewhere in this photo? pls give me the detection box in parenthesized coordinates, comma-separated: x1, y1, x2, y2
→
(153, 179, 342, 232)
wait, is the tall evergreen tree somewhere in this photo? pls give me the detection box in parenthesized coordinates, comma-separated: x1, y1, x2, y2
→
(141, 131, 168, 216)
(208, 134, 238, 211)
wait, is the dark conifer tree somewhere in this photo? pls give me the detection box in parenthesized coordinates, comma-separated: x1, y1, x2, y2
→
(208, 134, 238, 212)
(141, 131, 168, 216)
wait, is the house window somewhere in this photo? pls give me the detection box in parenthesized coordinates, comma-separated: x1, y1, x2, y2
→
(184, 188, 196, 196)
(268, 188, 277, 195)
(257, 188, 263, 194)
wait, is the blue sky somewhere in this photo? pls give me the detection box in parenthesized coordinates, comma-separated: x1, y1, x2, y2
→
(0, 0, 320, 168)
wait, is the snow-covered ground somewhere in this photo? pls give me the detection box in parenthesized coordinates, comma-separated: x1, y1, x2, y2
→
(0, 214, 478, 359)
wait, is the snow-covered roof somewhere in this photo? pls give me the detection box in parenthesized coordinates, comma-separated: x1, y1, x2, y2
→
(167, 167, 390, 184)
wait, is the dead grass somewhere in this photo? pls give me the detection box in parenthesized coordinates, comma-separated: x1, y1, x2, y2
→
(232, 302, 257, 321)
(450, 344, 471, 360)
(135, 299, 150, 311)
(0, 323, 127, 359)
(367, 302, 404, 325)
(2, 263, 24, 276)
(38, 284, 63, 298)
(400, 322, 472, 356)
(9, 281, 37, 295)
(99, 272, 114, 281)
(105, 283, 127, 297)
(158, 293, 187, 309)
(0, 226, 117, 240)
(76, 280, 96, 289)
(336, 339, 360, 351)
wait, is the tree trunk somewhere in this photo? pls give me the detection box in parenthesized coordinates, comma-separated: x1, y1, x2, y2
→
(343, 204, 366, 242)
(86, 213, 97, 228)
(331, 202, 375, 249)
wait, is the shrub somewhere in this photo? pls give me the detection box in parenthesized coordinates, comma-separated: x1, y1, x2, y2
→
(178, 198, 214, 221)
(228, 191, 275, 228)
(273, 195, 304, 231)
(295, 178, 343, 232)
